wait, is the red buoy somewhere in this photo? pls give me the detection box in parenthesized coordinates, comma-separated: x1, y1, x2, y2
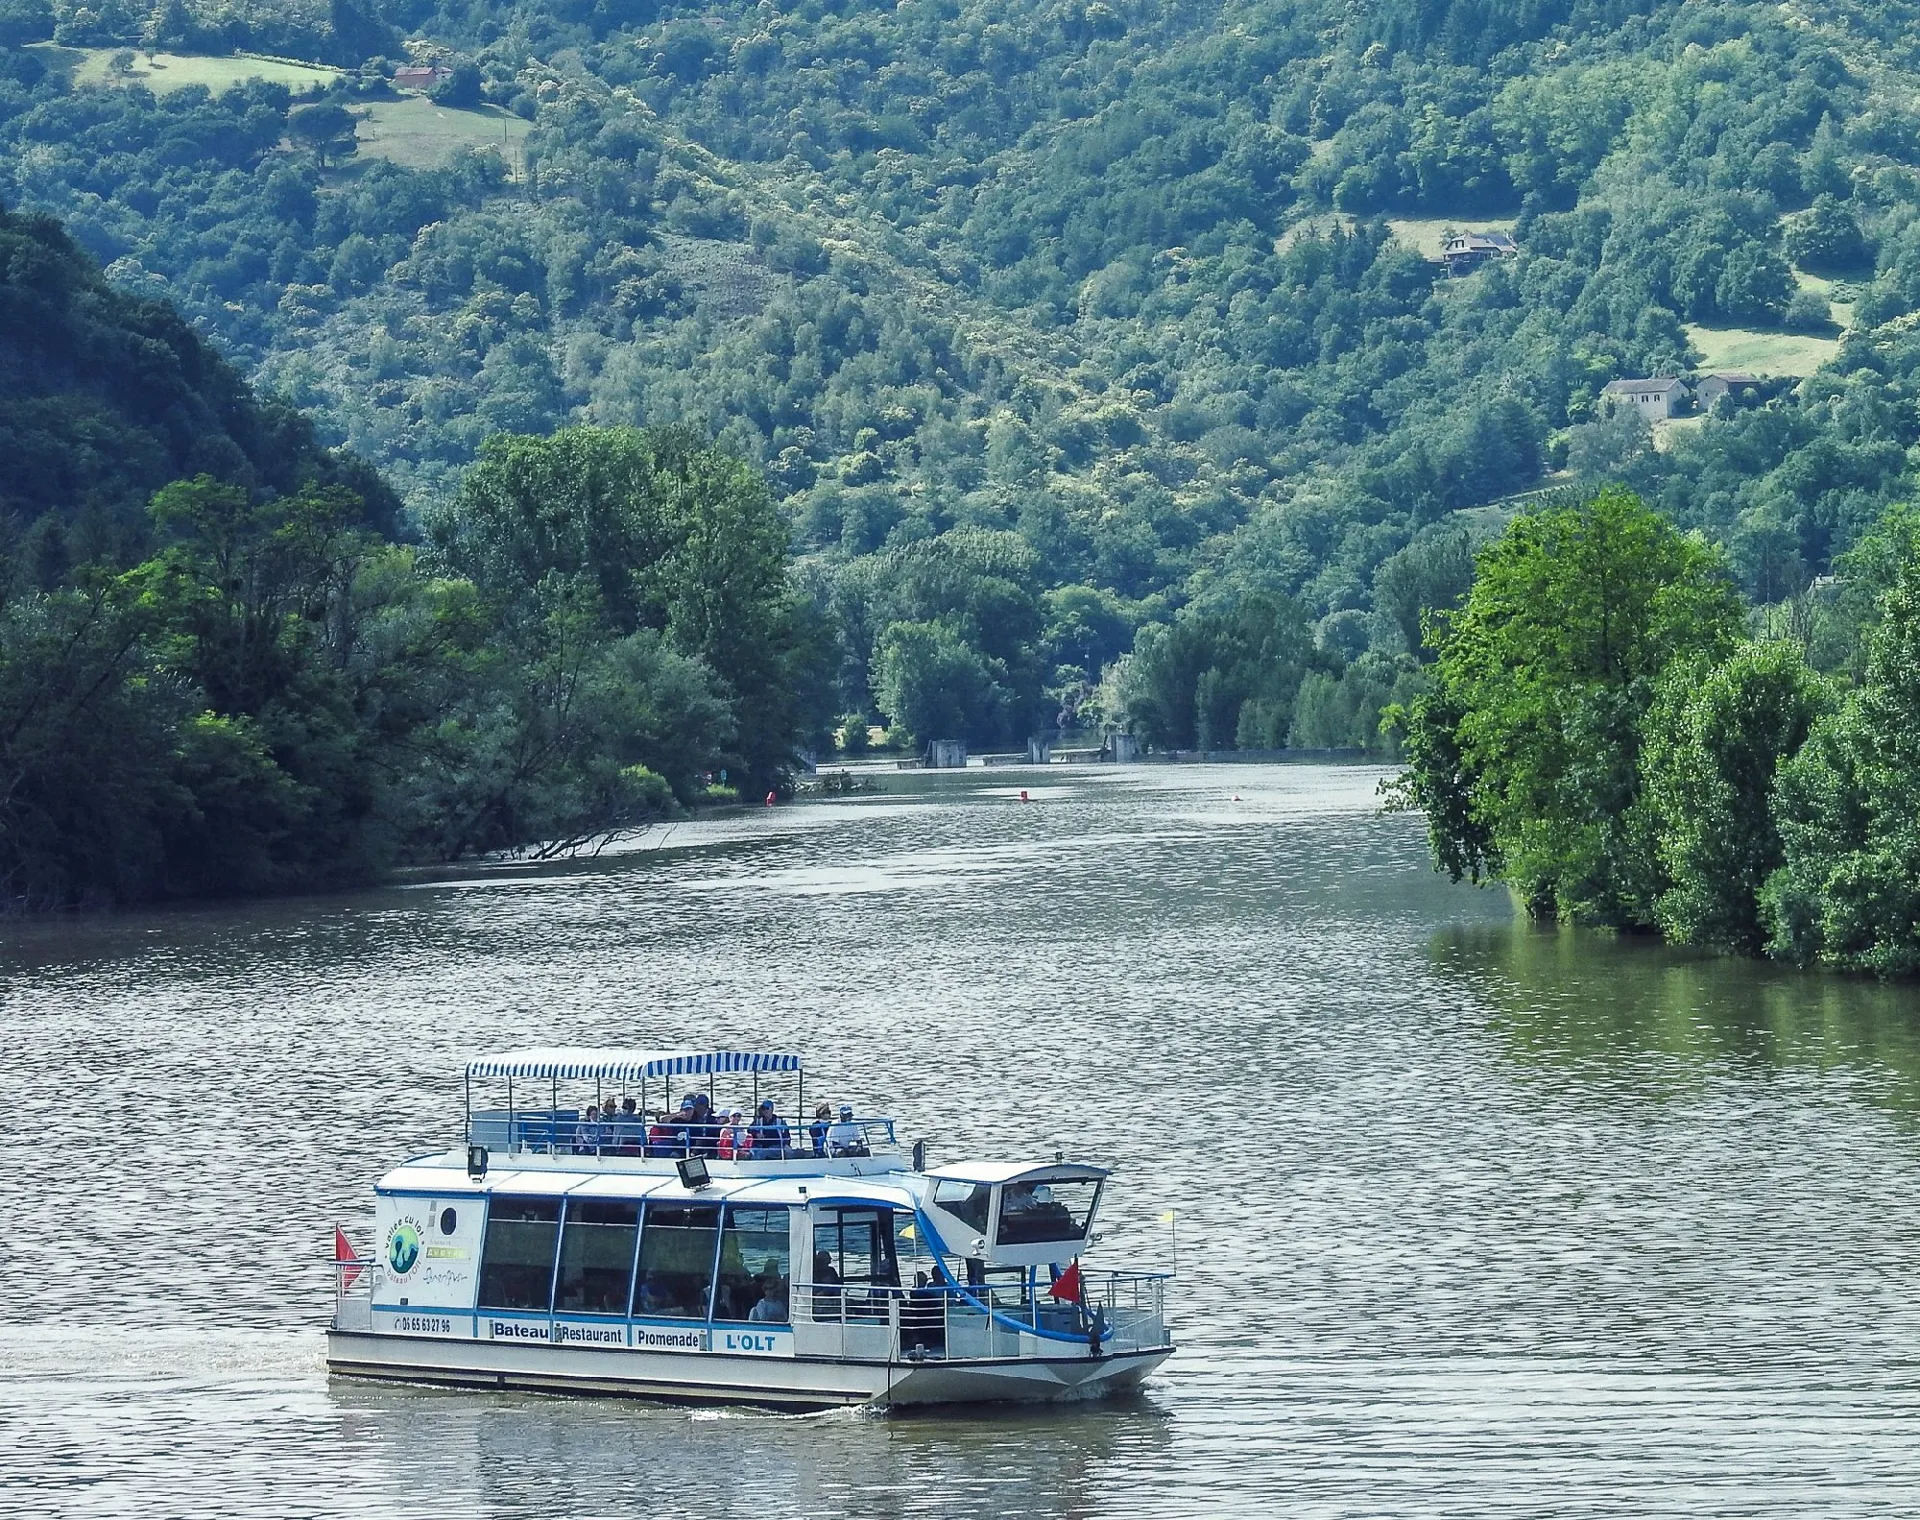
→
(1019, 790, 1030, 802)
(765, 790, 777, 807)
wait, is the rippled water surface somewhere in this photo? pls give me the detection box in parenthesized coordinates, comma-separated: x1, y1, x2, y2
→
(10, 764, 1920, 1517)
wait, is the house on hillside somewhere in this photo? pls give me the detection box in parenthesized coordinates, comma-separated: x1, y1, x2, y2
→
(1696, 370, 1763, 411)
(1441, 231, 1518, 276)
(1600, 377, 1690, 421)
(393, 64, 452, 91)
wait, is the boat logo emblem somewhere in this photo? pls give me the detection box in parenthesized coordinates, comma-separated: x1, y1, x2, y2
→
(386, 1221, 422, 1278)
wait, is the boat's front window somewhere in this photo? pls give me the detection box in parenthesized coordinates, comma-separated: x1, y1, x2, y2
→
(635, 1204, 721, 1319)
(931, 1180, 992, 1233)
(713, 1207, 792, 1324)
(554, 1200, 640, 1315)
(995, 1178, 1102, 1245)
(477, 1196, 562, 1312)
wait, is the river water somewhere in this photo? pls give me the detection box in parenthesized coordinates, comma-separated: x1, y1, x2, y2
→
(8, 763, 1920, 1517)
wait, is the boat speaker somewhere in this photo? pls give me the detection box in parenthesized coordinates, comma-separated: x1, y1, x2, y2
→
(467, 1144, 488, 1180)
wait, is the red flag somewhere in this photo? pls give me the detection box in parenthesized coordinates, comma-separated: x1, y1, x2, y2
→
(334, 1226, 365, 1289)
(1048, 1261, 1082, 1304)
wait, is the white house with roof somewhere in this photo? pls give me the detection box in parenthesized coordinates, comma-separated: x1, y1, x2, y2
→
(1600, 377, 1690, 421)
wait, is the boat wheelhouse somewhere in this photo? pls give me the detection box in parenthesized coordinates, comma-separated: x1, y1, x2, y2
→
(325, 1047, 1174, 1407)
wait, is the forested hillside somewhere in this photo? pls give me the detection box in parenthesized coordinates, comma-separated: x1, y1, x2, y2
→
(9, 0, 1920, 757)
(0, 203, 811, 909)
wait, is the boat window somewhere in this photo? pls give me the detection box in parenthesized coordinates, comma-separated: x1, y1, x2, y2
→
(476, 1196, 562, 1312)
(713, 1207, 792, 1324)
(812, 1207, 899, 1322)
(634, 1203, 721, 1319)
(554, 1199, 640, 1316)
(995, 1178, 1102, 1245)
(930, 1180, 991, 1233)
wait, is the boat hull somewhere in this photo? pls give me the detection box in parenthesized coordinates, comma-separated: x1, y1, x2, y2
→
(324, 1330, 1171, 1409)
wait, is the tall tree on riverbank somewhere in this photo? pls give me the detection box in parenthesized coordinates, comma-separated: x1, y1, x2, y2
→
(1763, 546, 1920, 975)
(1640, 643, 1832, 954)
(1386, 488, 1743, 925)
(430, 425, 813, 791)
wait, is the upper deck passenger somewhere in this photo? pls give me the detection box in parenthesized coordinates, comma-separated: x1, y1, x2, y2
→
(825, 1104, 869, 1158)
(751, 1099, 791, 1158)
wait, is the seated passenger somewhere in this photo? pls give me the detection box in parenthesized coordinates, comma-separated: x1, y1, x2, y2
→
(572, 1100, 611, 1155)
(645, 1109, 678, 1158)
(687, 1093, 721, 1158)
(826, 1104, 869, 1157)
(615, 1096, 642, 1155)
(808, 1103, 833, 1157)
(748, 1277, 788, 1323)
(810, 1250, 842, 1317)
(750, 1098, 791, 1158)
(717, 1108, 747, 1159)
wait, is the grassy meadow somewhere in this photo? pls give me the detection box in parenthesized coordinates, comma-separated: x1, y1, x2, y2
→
(1685, 324, 1842, 375)
(353, 97, 529, 173)
(29, 44, 339, 94)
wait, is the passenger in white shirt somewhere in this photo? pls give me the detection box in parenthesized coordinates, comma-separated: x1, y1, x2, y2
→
(826, 1104, 869, 1157)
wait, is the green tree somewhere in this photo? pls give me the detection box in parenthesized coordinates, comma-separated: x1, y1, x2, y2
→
(1783, 194, 1871, 273)
(1763, 548, 1920, 974)
(1640, 642, 1832, 953)
(1386, 488, 1743, 923)
(288, 102, 359, 167)
(870, 619, 1010, 744)
(433, 425, 809, 789)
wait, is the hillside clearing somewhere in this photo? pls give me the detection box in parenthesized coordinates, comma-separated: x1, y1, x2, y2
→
(1385, 215, 1518, 258)
(29, 45, 339, 95)
(1686, 324, 1840, 375)
(1793, 269, 1859, 329)
(353, 97, 530, 173)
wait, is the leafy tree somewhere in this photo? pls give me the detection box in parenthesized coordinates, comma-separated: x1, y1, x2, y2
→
(1386, 488, 1743, 924)
(871, 619, 1012, 745)
(430, 61, 484, 109)
(1120, 593, 1322, 750)
(1763, 547, 1920, 974)
(287, 102, 358, 167)
(432, 425, 809, 789)
(1783, 195, 1871, 273)
(1640, 642, 1832, 953)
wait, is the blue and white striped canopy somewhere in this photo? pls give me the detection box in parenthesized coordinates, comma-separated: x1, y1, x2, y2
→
(466, 1048, 804, 1083)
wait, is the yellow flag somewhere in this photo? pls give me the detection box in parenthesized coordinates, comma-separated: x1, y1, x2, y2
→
(898, 1220, 916, 1239)
(1158, 1210, 1177, 1222)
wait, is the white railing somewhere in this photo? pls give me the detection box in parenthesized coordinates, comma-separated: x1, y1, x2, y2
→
(805, 1272, 1170, 1361)
(332, 1260, 378, 1333)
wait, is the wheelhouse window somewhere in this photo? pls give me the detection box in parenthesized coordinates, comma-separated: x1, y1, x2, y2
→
(477, 1196, 562, 1312)
(931, 1180, 991, 1233)
(713, 1207, 792, 1324)
(994, 1179, 1102, 1245)
(811, 1207, 899, 1322)
(634, 1204, 720, 1319)
(554, 1199, 640, 1315)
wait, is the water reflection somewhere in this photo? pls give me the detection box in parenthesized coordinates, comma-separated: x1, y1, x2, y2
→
(1444, 918, 1920, 1115)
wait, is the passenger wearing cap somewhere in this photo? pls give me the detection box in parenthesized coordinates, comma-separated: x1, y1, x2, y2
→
(750, 1098, 792, 1159)
(717, 1108, 749, 1160)
(825, 1104, 869, 1158)
(685, 1093, 720, 1157)
(808, 1102, 833, 1157)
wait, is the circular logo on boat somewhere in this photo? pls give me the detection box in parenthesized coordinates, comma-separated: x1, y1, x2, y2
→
(386, 1221, 421, 1278)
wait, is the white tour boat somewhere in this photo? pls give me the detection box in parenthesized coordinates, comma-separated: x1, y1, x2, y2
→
(326, 1047, 1174, 1407)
